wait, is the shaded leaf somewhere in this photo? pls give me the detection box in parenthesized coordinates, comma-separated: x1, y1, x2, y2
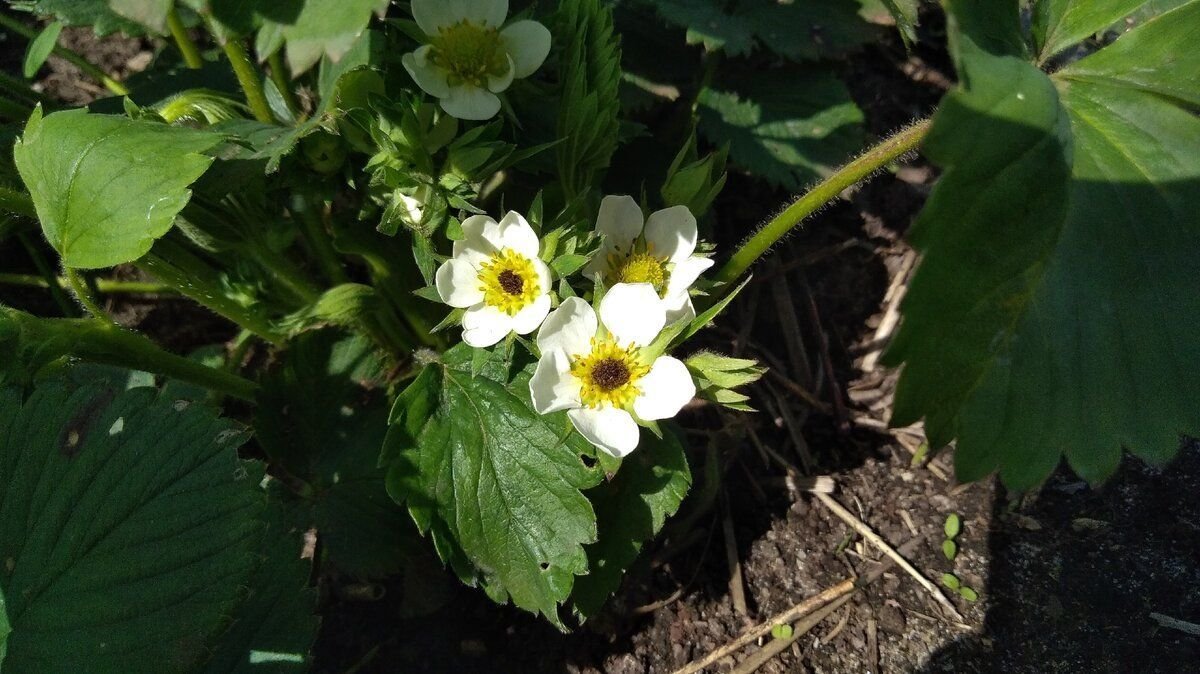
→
(1033, 0, 1147, 63)
(19, 0, 144, 35)
(698, 66, 864, 189)
(22, 20, 62, 78)
(13, 108, 220, 269)
(0, 380, 263, 671)
(570, 428, 691, 619)
(261, 0, 388, 75)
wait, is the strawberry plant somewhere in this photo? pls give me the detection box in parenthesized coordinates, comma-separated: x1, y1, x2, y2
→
(0, 0, 1196, 668)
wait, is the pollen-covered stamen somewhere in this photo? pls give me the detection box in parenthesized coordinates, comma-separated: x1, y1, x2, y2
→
(591, 359, 630, 391)
(497, 269, 524, 295)
(571, 339, 650, 409)
(478, 248, 541, 316)
(608, 242, 670, 295)
(430, 21, 509, 87)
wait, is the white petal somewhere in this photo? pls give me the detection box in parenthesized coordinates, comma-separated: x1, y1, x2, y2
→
(453, 214, 500, 263)
(537, 296, 597, 358)
(411, 0, 464, 35)
(510, 294, 551, 335)
(663, 291, 696, 325)
(595, 195, 643, 252)
(495, 211, 540, 258)
(435, 258, 484, 308)
(402, 48, 450, 99)
(568, 407, 640, 458)
(532, 258, 552, 295)
(599, 283, 665, 347)
(529, 349, 581, 414)
(666, 255, 714, 297)
(472, 0, 508, 27)
(633, 356, 696, 421)
(581, 250, 612, 280)
(487, 54, 516, 93)
(440, 84, 501, 121)
(500, 20, 551, 79)
(461, 304, 512, 347)
(644, 205, 698, 263)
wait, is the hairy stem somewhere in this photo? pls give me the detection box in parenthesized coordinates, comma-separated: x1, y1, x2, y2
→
(139, 238, 286, 343)
(65, 267, 110, 320)
(0, 13, 129, 96)
(1, 307, 258, 401)
(221, 38, 274, 123)
(167, 8, 204, 69)
(0, 272, 174, 294)
(715, 119, 931, 284)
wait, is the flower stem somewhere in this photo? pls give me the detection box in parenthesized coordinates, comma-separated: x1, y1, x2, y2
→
(221, 38, 274, 123)
(139, 238, 287, 343)
(0, 306, 258, 401)
(166, 8, 204, 69)
(0, 13, 129, 96)
(714, 119, 931, 285)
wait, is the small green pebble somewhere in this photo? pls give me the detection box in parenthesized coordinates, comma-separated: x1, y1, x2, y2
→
(941, 573, 960, 590)
(771, 623, 794, 639)
(944, 513, 962, 539)
(959, 587, 979, 602)
(942, 539, 958, 560)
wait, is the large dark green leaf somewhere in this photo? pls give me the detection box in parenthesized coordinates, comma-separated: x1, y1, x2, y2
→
(1033, 0, 1147, 63)
(383, 346, 608, 627)
(570, 428, 691, 620)
(255, 330, 413, 578)
(887, 1, 1200, 488)
(698, 66, 865, 189)
(13, 108, 220, 269)
(0, 381, 264, 671)
(199, 491, 318, 674)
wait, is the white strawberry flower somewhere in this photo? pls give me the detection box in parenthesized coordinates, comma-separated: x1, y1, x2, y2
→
(529, 286, 696, 458)
(435, 211, 552, 347)
(403, 0, 552, 121)
(583, 195, 715, 324)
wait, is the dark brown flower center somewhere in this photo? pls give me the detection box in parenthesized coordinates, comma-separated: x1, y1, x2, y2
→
(591, 359, 631, 391)
(497, 269, 524, 295)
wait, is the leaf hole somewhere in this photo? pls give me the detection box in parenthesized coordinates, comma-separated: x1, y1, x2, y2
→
(580, 454, 597, 468)
(539, 562, 550, 571)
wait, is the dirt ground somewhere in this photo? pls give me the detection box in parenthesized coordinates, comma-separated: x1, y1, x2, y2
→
(2, 10, 1198, 674)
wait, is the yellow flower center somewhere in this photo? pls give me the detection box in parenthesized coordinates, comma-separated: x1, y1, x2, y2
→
(478, 248, 540, 316)
(430, 21, 509, 87)
(570, 339, 651, 409)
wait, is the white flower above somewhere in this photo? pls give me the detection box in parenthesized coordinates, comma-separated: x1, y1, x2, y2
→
(435, 211, 553, 347)
(404, 0, 552, 121)
(530, 286, 696, 458)
(583, 195, 715, 324)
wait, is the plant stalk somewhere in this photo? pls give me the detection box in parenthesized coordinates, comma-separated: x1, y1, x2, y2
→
(0, 13, 129, 96)
(1, 307, 258, 400)
(166, 8, 204, 69)
(0, 272, 174, 294)
(714, 119, 931, 284)
(221, 38, 274, 124)
(65, 267, 109, 320)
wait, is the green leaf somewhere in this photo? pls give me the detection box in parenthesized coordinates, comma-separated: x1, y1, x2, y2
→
(383, 345, 607, 627)
(653, 0, 880, 61)
(0, 380, 263, 671)
(959, 586, 978, 602)
(771, 623, 794, 639)
(1033, 0, 1148, 63)
(942, 539, 957, 561)
(199, 491, 318, 674)
(255, 330, 412, 578)
(879, 0, 919, 48)
(550, 253, 590, 277)
(942, 0, 1026, 61)
(0, 585, 9, 664)
(941, 573, 960, 591)
(110, 0, 172, 33)
(698, 66, 865, 189)
(13, 108, 220, 269)
(21, 0, 145, 35)
(569, 428, 691, 619)
(556, 0, 623, 199)
(262, 0, 389, 75)
(944, 513, 961, 539)
(887, 1, 1200, 488)
(22, 21, 62, 78)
